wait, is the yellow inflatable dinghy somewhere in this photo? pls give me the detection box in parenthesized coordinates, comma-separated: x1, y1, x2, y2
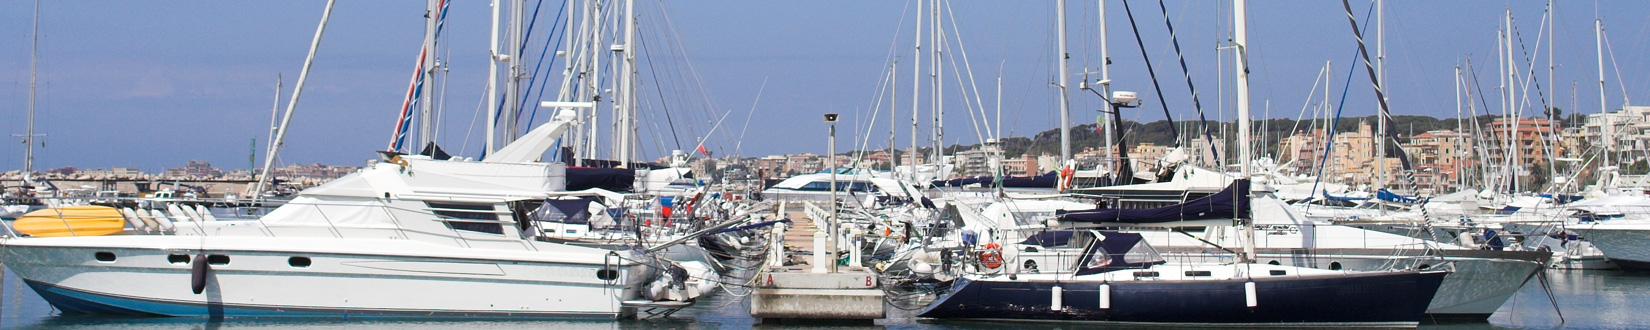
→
(13, 205, 127, 237)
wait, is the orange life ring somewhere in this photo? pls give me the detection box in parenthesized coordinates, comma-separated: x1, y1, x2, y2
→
(979, 250, 1004, 269)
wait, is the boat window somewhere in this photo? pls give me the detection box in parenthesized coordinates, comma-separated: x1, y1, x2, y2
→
(1120, 240, 1164, 264)
(1184, 270, 1212, 277)
(94, 252, 116, 262)
(445, 222, 504, 235)
(1270, 270, 1288, 276)
(426, 202, 500, 221)
(289, 256, 311, 268)
(168, 254, 190, 264)
(206, 254, 230, 265)
(1329, 262, 1342, 270)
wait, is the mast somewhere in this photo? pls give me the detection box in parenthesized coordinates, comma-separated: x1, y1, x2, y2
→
(1374, 0, 1385, 191)
(1233, 0, 1255, 263)
(1455, 66, 1464, 190)
(932, 0, 943, 168)
(419, 0, 439, 150)
(1056, 0, 1072, 164)
(1098, 0, 1114, 170)
(24, 0, 40, 174)
(1506, 10, 1519, 192)
(254, 0, 337, 201)
(618, 0, 637, 166)
(505, 0, 525, 146)
(266, 75, 282, 169)
(910, 0, 923, 181)
(1597, 18, 1609, 170)
(485, 0, 502, 155)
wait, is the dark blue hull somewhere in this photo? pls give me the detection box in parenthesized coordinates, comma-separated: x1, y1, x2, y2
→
(919, 271, 1446, 327)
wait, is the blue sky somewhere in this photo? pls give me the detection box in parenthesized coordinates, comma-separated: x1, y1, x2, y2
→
(1, 1, 1646, 172)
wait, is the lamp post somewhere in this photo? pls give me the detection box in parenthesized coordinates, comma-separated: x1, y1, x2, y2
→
(825, 113, 839, 273)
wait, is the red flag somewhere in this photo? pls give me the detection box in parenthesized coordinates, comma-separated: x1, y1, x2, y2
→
(696, 145, 710, 156)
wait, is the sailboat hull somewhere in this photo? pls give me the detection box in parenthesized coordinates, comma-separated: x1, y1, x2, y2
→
(919, 271, 1446, 327)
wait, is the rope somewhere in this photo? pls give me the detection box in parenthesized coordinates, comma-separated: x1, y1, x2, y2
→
(1120, 0, 1180, 146)
(1155, 0, 1219, 163)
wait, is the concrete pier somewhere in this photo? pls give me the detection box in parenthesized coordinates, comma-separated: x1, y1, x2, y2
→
(749, 205, 884, 324)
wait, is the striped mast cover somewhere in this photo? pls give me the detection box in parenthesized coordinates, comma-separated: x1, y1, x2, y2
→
(390, 0, 451, 153)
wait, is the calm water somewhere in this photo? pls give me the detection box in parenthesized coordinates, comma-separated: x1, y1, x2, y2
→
(0, 268, 1644, 329)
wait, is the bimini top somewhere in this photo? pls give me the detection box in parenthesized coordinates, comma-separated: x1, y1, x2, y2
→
(1056, 179, 1250, 226)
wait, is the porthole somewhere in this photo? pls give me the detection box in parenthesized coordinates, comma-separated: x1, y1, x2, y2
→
(288, 256, 312, 268)
(206, 254, 230, 265)
(167, 254, 190, 264)
(1417, 264, 1431, 270)
(94, 252, 116, 262)
(1270, 270, 1288, 276)
(1267, 260, 1280, 265)
(1329, 262, 1342, 270)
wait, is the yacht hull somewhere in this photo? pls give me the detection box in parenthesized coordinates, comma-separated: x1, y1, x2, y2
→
(3, 238, 643, 318)
(919, 271, 1446, 327)
(1573, 226, 1650, 271)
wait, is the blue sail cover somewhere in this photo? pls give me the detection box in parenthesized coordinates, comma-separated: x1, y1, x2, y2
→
(1056, 179, 1250, 224)
(1322, 190, 1370, 202)
(1376, 189, 1417, 203)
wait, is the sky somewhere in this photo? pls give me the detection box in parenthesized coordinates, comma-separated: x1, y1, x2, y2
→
(1, 1, 1647, 172)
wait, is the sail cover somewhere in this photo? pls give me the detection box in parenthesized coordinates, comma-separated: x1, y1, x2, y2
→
(1056, 179, 1250, 224)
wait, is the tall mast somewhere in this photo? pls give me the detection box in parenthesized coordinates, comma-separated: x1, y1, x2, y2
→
(931, 0, 943, 167)
(24, 0, 41, 174)
(419, 0, 439, 150)
(910, 0, 923, 180)
(254, 0, 337, 201)
(266, 75, 282, 169)
(1374, 0, 1385, 191)
(1597, 18, 1609, 170)
(504, 0, 525, 146)
(1056, 0, 1072, 164)
(485, 0, 502, 155)
(618, 0, 637, 166)
(1098, 0, 1114, 169)
(1455, 66, 1463, 190)
(1234, 0, 1251, 178)
(1506, 11, 1518, 192)
(1232, 0, 1255, 263)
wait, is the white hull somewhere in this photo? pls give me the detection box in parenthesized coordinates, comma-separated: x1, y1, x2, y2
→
(3, 235, 645, 318)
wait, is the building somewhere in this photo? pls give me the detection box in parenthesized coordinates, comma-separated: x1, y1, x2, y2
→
(1402, 130, 1474, 194)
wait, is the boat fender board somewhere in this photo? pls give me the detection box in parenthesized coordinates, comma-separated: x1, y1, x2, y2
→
(191, 254, 209, 294)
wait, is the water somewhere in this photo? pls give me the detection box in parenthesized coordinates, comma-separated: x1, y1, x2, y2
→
(1, 268, 1644, 329)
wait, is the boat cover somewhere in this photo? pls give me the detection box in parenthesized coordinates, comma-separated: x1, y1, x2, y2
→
(566, 167, 635, 192)
(1056, 179, 1250, 224)
(531, 197, 597, 224)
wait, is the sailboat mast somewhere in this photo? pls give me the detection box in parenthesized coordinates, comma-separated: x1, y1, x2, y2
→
(1098, 0, 1114, 169)
(1056, 0, 1072, 164)
(485, 0, 502, 155)
(1232, 0, 1255, 263)
(24, 0, 40, 174)
(1455, 66, 1463, 190)
(932, 0, 943, 168)
(1590, 18, 1603, 169)
(419, 0, 439, 151)
(254, 0, 337, 201)
(911, 0, 923, 181)
(1374, 0, 1385, 192)
(1234, 0, 1251, 178)
(618, 0, 637, 167)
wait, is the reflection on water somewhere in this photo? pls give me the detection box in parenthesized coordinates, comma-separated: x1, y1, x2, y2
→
(3, 268, 1649, 329)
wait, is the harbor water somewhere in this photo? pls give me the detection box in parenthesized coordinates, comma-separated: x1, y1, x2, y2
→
(0, 267, 1645, 329)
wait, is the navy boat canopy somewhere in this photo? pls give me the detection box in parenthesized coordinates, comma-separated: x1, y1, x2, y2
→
(1377, 189, 1417, 203)
(1018, 231, 1076, 247)
(1055, 179, 1250, 224)
(1073, 231, 1165, 275)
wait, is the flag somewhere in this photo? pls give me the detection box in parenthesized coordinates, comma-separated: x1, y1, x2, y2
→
(696, 145, 710, 156)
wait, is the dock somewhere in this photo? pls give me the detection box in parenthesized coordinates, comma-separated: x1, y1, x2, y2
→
(749, 202, 884, 324)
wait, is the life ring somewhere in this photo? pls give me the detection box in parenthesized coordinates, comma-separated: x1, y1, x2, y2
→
(979, 246, 1004, 269)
